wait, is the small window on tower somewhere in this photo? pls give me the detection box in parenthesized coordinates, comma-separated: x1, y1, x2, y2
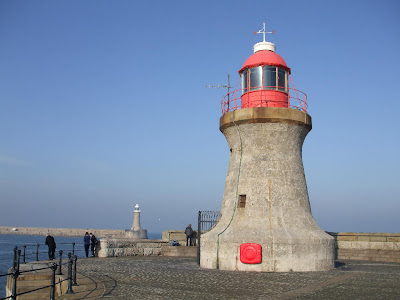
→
(238, 195, 246, 208)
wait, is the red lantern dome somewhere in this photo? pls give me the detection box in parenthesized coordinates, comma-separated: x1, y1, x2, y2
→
(239, 50, 290, 74)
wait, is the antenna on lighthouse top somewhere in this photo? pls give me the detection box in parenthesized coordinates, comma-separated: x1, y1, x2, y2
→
(253, 21, 276, 53)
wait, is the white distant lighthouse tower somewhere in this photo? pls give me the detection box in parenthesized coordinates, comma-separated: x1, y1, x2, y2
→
(200, 22, 334, 272)
(131, 204, 141, 231)
(127, 203, 148, 239)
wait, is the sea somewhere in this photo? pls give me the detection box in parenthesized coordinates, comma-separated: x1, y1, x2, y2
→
(0, 232, 162, 297)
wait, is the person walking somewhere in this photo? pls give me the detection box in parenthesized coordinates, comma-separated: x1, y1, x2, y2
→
(185, 224, 194, 246)
(84, 232, 90, 258)
(90, 234, 98, 257)
(45, 233, 56, 259)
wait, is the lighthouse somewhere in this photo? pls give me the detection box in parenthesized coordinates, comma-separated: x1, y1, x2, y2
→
(200, 23, 334, 272)
(126, 204, 148, 239)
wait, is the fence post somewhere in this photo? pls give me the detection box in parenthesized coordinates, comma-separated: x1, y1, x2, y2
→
(22, 245, 26, 264)
(57, 250, 63, 275)
(66, 253, 74, 294)
(197, 211, 201, 265)
(72, 242, 75, 257)
(35, 243, 40, 261)
(50, 263, 57, 300)
(13, 246, 18, 269)
(72, 255, 78, 286)
(11, 250, 21, 300)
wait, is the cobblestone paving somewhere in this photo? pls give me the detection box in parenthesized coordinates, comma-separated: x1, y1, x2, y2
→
(75, 257, 400, 300)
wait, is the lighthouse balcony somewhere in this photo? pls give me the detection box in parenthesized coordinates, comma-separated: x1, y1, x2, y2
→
(221, 86, 307, 115)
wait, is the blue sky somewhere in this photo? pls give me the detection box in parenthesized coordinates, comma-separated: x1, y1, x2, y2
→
(1, 0, 399, 234)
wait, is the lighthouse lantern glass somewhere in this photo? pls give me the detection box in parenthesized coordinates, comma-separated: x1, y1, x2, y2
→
(241, 66, 289, 96)
(278, 69, 287, 92)
(249, 67, 262, 91)
(263, 66, 277, 89)
(241, 70, 248, 93)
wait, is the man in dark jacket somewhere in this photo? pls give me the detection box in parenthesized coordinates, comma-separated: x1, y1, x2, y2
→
(185, 224, 194, 246)
(90, 234, 98, 257)
(45, 233, 56, 259)
(84, 232, 90, 258)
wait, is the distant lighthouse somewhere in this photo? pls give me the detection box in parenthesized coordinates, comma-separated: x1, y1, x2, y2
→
(131, 204, 141, 231)
(127, 204, 148, 239)
(200, 22, 334, 272)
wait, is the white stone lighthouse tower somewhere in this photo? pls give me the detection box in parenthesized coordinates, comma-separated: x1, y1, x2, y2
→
(131, 204, 141, 231)
(200, 23, 334, 272)
(127, 204, 148, 239)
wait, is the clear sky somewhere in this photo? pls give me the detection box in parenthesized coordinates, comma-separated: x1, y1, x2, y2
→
(1, 0, 399, 234)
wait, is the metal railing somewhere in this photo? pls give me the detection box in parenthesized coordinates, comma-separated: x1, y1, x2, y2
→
(221, 85, 307, 115)
(0, 243, 82, 300)
(18, 241, 86, 264)
(197, 211, 221, 265)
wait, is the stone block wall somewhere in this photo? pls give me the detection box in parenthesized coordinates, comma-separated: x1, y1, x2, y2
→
(0, 226, 127, 238)
(162, 230, 198, 246)
(97, 239, 168, 258)
(328, 232, 400, 263)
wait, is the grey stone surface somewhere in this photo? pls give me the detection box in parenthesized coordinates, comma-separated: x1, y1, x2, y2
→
(201, 107, 334, 272)
(97, 239, 167, 258)
(74, 257, 400, 299)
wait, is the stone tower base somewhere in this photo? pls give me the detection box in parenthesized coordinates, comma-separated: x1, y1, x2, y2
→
(200, 107, 334, 272)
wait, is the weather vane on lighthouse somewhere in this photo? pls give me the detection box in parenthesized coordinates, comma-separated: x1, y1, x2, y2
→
(254, 21, 274, 42)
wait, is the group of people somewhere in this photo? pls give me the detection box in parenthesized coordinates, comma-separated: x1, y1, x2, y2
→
(84, 232, 98, 258)
(45, 232, 98, 260)
(46, 224, 195, 259)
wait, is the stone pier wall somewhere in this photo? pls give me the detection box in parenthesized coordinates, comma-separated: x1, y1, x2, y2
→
(97, 239, 168, 257)
(329, 232, 400, 263)
(2, 226, 399, 263)
(162, 230, 198, 246)
(0, 226, 127, 238)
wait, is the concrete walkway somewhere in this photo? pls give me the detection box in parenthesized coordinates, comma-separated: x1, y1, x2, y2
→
(59, 257, 400, 299)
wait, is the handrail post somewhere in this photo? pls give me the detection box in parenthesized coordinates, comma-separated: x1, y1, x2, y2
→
(35, 243, 40, 261)
(72, 242, 75, 257)
(13, 246, 18, 269)
(50, 263, 57, 300)
(22, 245, 26, 264)
(66, 253, 74, 294)
(57, 250, 63, 275)
(72, 255, 78, 286)
(11, 250, 21, 300)
(197, 211, 201, 266)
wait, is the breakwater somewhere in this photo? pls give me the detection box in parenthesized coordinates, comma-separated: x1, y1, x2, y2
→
(0, 226, 127, 238)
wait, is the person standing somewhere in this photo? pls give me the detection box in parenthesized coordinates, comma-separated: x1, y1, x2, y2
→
(90, 234, 98, 257)
(84, 232, 90, 258)
(185, 224, 194, 246)
(45, 233, 56, 259)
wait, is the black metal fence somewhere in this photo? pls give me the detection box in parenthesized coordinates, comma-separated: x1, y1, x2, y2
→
(197, 211, 221, 265)
(0, 243, 83, 300)
(17, 242, 82, 264)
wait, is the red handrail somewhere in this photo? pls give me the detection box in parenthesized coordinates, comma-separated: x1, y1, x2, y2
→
(221, 86, 308, 115)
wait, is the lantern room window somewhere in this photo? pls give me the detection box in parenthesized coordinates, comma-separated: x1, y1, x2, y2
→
(249, 67, 262, 91)
(263, 66, 276, 89)
(242, 70, 248, 93)
(278, 69, 287, 92)
(241, 66, 288, 94)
